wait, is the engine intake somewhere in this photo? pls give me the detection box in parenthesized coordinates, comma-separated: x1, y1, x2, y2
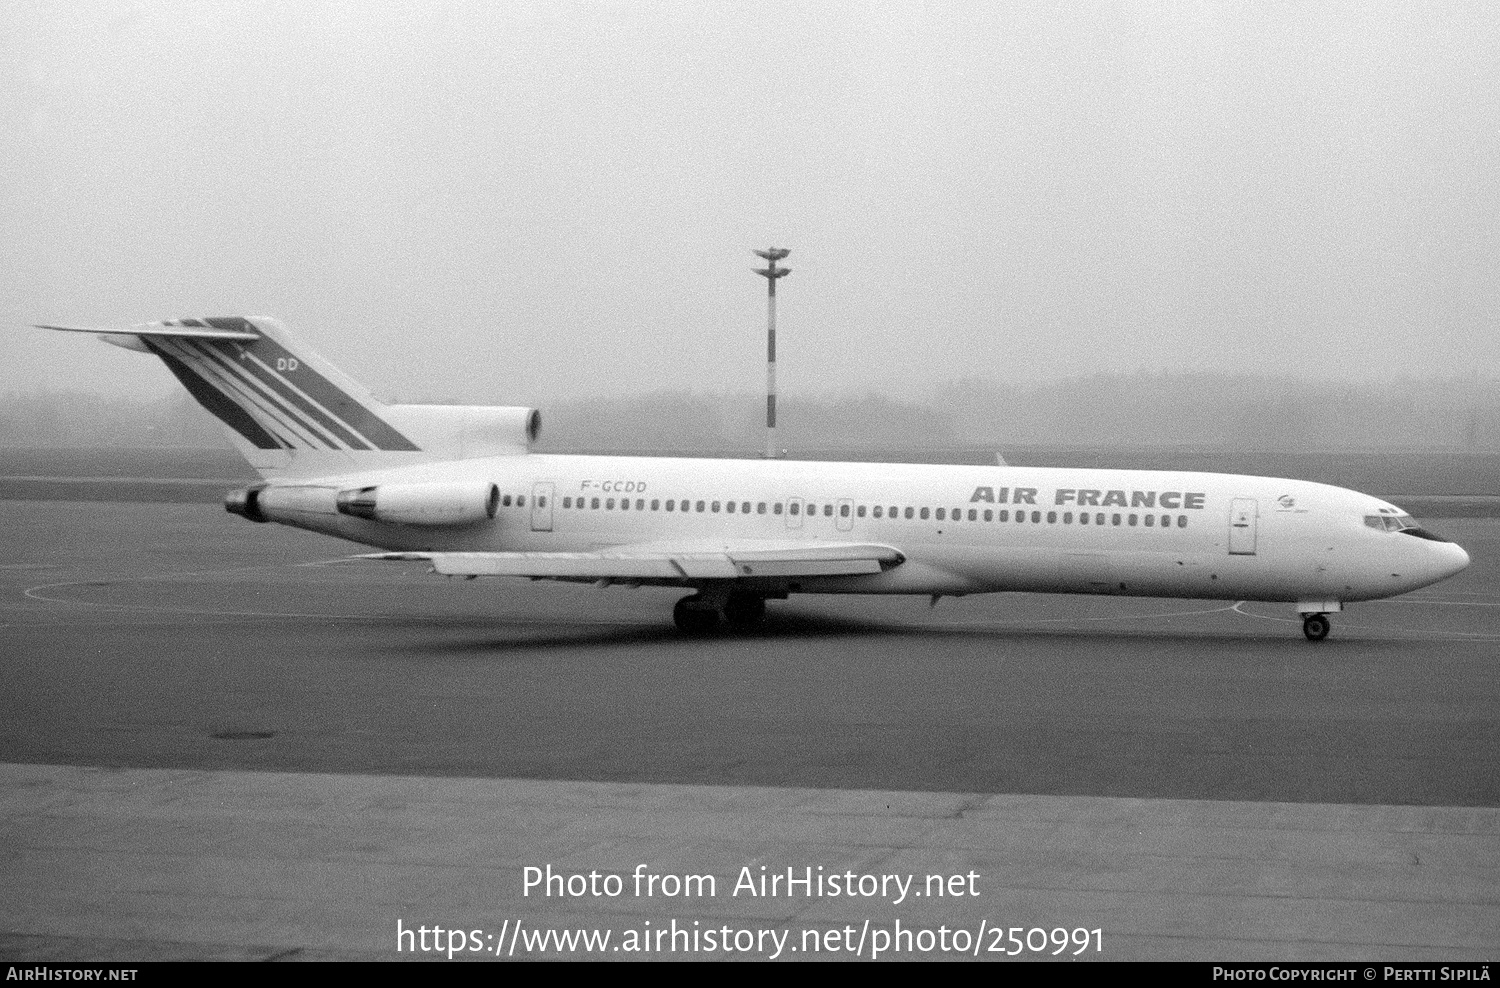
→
(335, 481, 500, 526)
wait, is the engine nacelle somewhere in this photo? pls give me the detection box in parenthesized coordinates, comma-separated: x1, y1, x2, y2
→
(335, 481, 500, 526)
(382, 405, 541, 458)
(225, 484, 269, 523)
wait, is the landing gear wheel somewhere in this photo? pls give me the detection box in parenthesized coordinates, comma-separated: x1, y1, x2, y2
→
(723, 591, 767, 629)
(1302, 613, 1331, 642)
(673, 594, 720, 634)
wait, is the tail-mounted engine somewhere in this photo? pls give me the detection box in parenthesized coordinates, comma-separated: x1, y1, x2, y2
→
(382, 405, 541, 458)
(224, 484, 269, 523)
(334, 481, 500, 526)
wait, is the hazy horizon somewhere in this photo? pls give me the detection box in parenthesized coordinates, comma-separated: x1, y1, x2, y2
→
(7, 366, 1498, 454)
(5, 2, 1498, 408)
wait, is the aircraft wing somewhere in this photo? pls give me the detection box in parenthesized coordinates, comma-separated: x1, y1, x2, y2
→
(363, 542, 905, 580)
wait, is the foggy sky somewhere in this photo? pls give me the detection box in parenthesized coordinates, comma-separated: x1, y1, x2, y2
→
(4, 1, 1498, 410)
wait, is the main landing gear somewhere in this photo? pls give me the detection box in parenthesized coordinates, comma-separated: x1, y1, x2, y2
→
(673, 591, 767, 633)
(1302, 613, 1331, 642)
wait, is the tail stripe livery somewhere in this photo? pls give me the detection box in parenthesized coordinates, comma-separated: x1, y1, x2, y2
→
(138, 320, 419, 453)
(149, 341, 286, 450)
(201, 318, 417, 451)
(174, 337, 365, 449)
(35, 315, 543, 480)
(147, 337, 345, 450)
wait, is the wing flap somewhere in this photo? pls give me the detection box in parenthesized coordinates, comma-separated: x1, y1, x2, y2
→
(363, 542, 902, 581)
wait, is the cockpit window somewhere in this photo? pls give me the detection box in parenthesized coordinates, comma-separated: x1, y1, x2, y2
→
(1364, 513, 1452, 542)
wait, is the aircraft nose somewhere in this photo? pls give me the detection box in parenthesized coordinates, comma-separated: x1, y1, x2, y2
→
(1433, 541, 1471, 581)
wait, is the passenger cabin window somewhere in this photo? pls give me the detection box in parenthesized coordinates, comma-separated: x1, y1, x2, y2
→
(935, 508, 945, 521)
(774, 503, 783, 515)
(696, 500, 705, 512)
(920, 508, 930, 520)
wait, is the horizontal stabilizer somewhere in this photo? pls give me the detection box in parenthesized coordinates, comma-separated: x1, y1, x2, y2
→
(36, 322, 259, 341)
(364, 542, 905, 581)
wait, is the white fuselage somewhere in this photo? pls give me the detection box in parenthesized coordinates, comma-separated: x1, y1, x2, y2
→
(261, 454, 1471, 605)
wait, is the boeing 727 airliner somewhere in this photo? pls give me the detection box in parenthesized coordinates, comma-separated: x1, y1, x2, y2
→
(36, 316, 1470, 640)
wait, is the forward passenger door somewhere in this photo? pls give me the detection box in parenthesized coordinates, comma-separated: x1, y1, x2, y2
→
(1228, 498, 1257, 555)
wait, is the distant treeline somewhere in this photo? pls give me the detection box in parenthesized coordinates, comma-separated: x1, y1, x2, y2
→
(541, 374, 1500, 453)
(0, 392, 224, 448)
(4, 373, 1499, 452)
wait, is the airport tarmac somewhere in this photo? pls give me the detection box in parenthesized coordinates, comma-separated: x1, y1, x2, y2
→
(2, 498, 1498, 960)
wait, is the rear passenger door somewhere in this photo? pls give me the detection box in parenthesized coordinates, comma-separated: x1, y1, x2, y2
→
(1228, 498, 1257, 555)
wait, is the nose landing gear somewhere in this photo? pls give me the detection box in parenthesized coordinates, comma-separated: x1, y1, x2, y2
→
(1302, 613, 1331, 642)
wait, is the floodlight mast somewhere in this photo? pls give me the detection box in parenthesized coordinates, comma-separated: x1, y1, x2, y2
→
(753, 247, 791, 459)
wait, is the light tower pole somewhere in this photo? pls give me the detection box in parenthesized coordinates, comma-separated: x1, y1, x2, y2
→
(754, 247, 790, 459)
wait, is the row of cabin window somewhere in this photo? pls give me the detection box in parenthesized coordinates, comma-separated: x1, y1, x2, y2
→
(498, 493, 1190, 529)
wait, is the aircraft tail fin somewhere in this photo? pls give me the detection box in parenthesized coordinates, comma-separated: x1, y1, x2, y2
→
(36, 317, 538, 479)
